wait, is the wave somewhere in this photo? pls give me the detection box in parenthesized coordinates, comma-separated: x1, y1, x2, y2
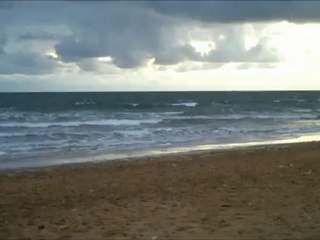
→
(113, 129, 151, 138)
(289, 108, 312, 113)
(170, 102, 198, 107)
(158, 111, 184, 115)
(273, 99, 308, 103)
(113, 127, 175, 138)
(0, 132, 92, 139)
(166, 115, 213, 120)
(0, 119, 162, 128)
(0, 132, 35, 138)
(244, 113, 316, 120)
(215, 126, 292, 134)
(74, 99, 96, 106)
(215, 125, 320, 137)
(166, 113, 317, 121)
(128, 103, 139, 107)
(0, 112, 317, 130)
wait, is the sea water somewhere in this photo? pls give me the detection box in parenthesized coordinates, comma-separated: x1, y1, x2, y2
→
(1, 91, 320, 169)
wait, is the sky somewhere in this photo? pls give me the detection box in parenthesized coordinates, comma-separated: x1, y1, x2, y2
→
(1, 1, 320, 91)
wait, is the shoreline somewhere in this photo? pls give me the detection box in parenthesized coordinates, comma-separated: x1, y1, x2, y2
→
(2, 133, 320, 173)
(1, 141, 320, 238)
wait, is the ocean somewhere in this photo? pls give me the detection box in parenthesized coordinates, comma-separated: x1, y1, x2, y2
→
(1, 91, 320, 170)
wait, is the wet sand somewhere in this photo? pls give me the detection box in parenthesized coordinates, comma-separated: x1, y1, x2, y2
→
(1, 142, 320, 239)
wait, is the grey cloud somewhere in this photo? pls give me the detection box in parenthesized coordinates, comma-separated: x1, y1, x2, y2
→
(237, 62, 279, 69)
(147, 1, 320, 23)
(76, 59, 101, 72)
(202, 26, 280, 64)
(53, 2, 199, 68)
(154, 44, 200, 65)
(52, 2, 281, 69)
(0, 37, 4, 54)
(112, 51, 149, 69)
(75, 58, 121, 74)
(0, 51, 60, 75)
(0, 1, 14, 9)
(0, 32, 5, 45)
(174, 62, 224, 72)
(205, 40, 279, 63)
(0, 1, 304, 75)
(0, 25, 5, 54)
(245, 41, 279, 62)
(18, 32, 61, 41)
(55, 36, 102, 61)
(237, 63, 253, 70)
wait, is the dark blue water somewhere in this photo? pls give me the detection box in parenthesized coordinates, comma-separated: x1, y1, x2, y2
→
(1, 91, 320, 169)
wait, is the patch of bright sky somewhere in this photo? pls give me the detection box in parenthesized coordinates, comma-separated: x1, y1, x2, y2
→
(265, 21, 320, 68)
(189, 40, 216, 56)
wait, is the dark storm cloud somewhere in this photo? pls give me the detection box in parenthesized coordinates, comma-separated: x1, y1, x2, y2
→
(147, 1, 320, 23)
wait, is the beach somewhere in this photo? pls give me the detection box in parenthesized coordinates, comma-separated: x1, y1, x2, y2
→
(1, 142, 320, 239)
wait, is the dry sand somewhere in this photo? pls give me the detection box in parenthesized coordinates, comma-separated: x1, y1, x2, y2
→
(1, 142, 320, 239)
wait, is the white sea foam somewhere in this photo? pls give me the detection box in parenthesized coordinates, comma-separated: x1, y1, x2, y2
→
(165, 113, 316, 121)
(160, 111, 184, 115)
(166, 115, 213, 120)
(113, 129, 151, 138)
(0, 119, 162, 128)
(74, 99, 96, 105)
(0, 132, 30, 137)
(129, 103, 139, 107)
(290, 108, 312, 113)
(170, 102, 198, 107)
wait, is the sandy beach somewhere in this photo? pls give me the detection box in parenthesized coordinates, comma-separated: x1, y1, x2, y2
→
(1, 142, 320, 239)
